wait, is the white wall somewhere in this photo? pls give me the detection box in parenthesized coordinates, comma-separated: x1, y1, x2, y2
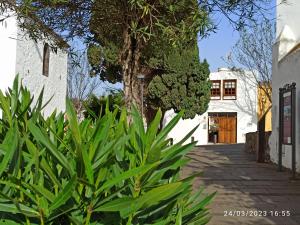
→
(15, 29, 68, 117)
(277, 0, 300, 42)
(270, 43, 300, 172)
(270, 0, 300, 172)
(0, 12, 17, 93)
(164, 69, 258, 145)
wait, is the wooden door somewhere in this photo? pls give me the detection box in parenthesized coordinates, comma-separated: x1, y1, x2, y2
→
(218, 116, 237, 144)
(228, 117, 237, 143)
(218, 117, 226, 143)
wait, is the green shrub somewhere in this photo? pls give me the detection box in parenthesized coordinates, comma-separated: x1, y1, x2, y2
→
(0, 77, 214, 224)
(83, 91, 124, 120)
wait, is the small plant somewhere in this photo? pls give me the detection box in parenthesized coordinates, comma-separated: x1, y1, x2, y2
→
(0, 77, 215, 224)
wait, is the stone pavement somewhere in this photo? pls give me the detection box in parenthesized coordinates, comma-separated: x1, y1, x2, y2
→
(182, 144, 300, 225)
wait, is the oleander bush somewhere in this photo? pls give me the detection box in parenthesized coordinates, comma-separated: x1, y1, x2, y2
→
(0, 77, 215, 224)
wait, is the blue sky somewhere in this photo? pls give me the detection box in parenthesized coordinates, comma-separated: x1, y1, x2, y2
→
(199, 1, 276, 72)
(198, 17, 239, 72)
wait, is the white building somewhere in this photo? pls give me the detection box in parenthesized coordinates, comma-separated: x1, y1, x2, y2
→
(270, 0, 300, 172)
(0, 11, 68, 116)
(164, 68, 258, 145)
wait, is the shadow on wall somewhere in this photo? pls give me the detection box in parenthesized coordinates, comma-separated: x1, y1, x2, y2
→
(233, 72, 257, 125)
(34, 41, 43, 61)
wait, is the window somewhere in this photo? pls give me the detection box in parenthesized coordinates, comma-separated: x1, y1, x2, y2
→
(210, 80, 221, 99)
(42, 43, 50, 76)
(223, 79, 237, 99)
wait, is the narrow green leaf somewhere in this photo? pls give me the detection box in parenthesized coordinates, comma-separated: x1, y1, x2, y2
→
(177, 125, 199, 145)
(93, 185, 128, 209)
(183, 192, 216, 218)
(0, 126, 18, 177)
(41, 94, 54, 111)
(28, 120, 73, 174)
(0, 203, 39, 217)
(95, 163, 159, 196)
(120, 182, 184, 218)
(90, 116, 111, 160)
(0, 181, 37, 204)
(29, 184, 55, 202)
(145, 109, 162, 155)
(162, 142, 196, 161)
(82, 145, 94, 184)
(0, 90, 12, 126)
(32, 86, 44, 111)
(154, 111, 184, 146)
(94, 197, 135, 212)
(25, 138, 40, 184)
(11, 76, 19, 116)
(66, 99, 81, 146)
(131, 105, 145, 137)
(137, 182, 182, 208)
(40, 157, 62, 188)
(175, 206, 182, 225)
(49, 175, 77, 211)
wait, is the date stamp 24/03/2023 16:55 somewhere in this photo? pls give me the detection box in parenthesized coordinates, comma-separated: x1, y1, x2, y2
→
(224, 210, 291, 217)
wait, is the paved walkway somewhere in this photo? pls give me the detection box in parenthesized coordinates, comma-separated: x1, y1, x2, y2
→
(182, 144, 300, 225)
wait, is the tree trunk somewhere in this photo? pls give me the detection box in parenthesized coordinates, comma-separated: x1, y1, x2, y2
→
(257, 105, 271, 163)
(120, 29, 143, 122)
(160, 110, 166, 131)
(257, 114, 266, 163)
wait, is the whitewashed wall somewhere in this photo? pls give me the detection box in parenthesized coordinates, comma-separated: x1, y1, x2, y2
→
(164, 69, 258, 145)
(277, 0, 300, 41)
(15, 28, 68, 117)
(270, 0, 300, 172)
(0, 11, 68, 117)
(270, 44, 300, 172)
(0, 12, 17, 93)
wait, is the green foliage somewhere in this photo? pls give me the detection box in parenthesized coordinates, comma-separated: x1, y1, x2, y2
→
(0, 77, 215, 224)
(148, 46, 211, 119)
(83, 91, 125, 120)
(87, 0, 210, 84)
(88, 44, 122, 83)
(4, 1, 272, 42)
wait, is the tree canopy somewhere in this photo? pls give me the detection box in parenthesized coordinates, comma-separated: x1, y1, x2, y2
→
(148, 45, 211, 119)
(1, 0, 273, 116)
(1, 0, 272, 40)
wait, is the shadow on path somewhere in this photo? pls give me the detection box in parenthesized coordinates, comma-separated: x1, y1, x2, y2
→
(182, 144, 300, 225)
